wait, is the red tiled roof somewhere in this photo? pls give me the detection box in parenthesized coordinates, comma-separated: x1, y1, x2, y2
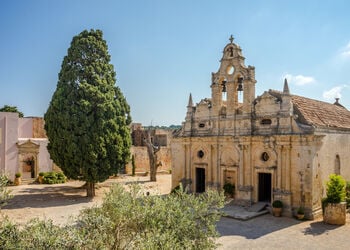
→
(291, 95, 350, 129)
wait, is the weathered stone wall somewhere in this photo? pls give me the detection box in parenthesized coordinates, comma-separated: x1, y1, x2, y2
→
(125, 146, 172, 174)
(32, 117, 47, 138)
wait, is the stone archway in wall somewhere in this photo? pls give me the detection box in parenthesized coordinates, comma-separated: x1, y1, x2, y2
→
(17, 140, 39, 179)
(220, 147, 239, 189)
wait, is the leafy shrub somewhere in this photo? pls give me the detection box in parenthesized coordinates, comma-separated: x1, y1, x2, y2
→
(297, 206, 304, 215)
(223, 183, 235, 196)
(39, 172, 45, 177)
(43, 172, 67, 184)
(325, 174, 346, 203)
(346, 181, 350, 208)
(0, 183, 224, 249)
(15, 173, 21, 178)
(272, 200, 283, 208)
(0, 174, 12, 208)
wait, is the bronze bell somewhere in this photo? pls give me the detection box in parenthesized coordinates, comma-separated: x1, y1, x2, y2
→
(237, 77, 243, 92)
(221, 80, 227, 92)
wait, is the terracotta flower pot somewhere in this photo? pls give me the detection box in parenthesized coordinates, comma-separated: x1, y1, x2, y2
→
(296, 213, 305, 220)
(272, 207, 282, 217)
(14, 177, 21, 186)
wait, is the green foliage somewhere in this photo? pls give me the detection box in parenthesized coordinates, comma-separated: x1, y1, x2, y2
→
(39, 172, 45, 177)
(346, 181, 350, 208)
(0, 105, 24, 117)
(0, 184, 224, 249)
(272, 200, 283, 208)
(76, 184, 225, 249)
(0, 174, 12, 208)
(297, 206, 304, 215)
(0, 218, 80, 249)
(131, 154, 136, 176)
(325, 174, 346, 203)
(44, 29, 131, 194)
(223, 182, 235, 196)
(42, 172, 67, 184)
(15, 172, 21, 178)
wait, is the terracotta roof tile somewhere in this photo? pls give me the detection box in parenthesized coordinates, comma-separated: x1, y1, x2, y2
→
(291, 95, 350, 129)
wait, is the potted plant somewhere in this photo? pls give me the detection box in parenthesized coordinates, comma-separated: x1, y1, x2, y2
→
(272, 200, 283, 217)
(323, 174, 347, 225)
(14, 172, 22, 186)
(223, 182, 235, 198)
(38, 172, 45, 184)
(296, 206, 305, 220)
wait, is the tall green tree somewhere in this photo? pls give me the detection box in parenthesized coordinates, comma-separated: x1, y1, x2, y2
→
(44, 29, 131, 197)
(0, 105, 24, 117)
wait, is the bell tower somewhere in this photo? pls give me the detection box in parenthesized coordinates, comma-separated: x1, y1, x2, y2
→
(211, 36, 256, 116)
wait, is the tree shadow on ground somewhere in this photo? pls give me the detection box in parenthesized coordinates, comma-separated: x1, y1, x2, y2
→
(217, 214, 302, 239)
(2, 184, 93, 210)
(303, 221, 341, 236)
(124, 180, 151, 185)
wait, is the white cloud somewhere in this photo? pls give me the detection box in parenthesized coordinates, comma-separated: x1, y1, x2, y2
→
(283, 74, 316, 86)
(322, 85, 348, 101)
(340, 42, 350, 58)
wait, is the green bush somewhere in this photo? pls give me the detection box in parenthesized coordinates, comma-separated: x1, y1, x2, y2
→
(223, 183, 235, 196)
(346, 181, 350, 208)
(272, 200, 283, 208)
(0, 183, 225, 249)
(325, 174, 346, 203)
(43, 172, 67, 184)
(297, 206, 304, 215)
(0, 174, 12, 208)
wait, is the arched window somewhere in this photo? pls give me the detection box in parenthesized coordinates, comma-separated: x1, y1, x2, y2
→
(335, 155, 340, 175)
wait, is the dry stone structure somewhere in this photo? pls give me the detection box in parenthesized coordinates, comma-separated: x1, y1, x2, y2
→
(171, 36, 350, 218)
(125, 123, 172, 174)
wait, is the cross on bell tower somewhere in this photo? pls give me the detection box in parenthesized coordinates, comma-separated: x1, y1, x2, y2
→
(229, 35, 234, 43)
(211, 36, 257, 115)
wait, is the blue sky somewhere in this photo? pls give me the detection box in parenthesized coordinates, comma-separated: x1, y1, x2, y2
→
(1, 0, 350, 126)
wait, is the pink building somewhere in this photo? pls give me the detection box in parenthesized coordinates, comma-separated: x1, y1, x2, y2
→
(0, 112, 53, 180)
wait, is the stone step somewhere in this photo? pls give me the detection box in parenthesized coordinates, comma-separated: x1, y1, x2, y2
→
(247, 202, 269, 212)
(21, 178, 36, 185)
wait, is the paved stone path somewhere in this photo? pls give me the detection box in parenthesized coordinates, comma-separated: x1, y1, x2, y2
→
(216, 213, 350, 249)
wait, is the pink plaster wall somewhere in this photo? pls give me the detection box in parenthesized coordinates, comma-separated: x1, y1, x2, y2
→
(0, 112, 19, 179)
(18, 118, 33, 138)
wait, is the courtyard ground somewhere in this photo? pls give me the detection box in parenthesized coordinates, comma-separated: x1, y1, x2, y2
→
(1, 174, 350, 249)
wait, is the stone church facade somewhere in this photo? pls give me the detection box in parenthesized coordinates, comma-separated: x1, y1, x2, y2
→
(171, 37, 350, 218)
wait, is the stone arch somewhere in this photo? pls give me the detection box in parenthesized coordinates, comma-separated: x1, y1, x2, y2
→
(17, 140, 39, 179)
(220, 147, 239, 167)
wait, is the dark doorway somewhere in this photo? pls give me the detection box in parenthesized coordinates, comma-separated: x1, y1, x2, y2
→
(258, 173, 271, 202)
(196, 168, 205, 193)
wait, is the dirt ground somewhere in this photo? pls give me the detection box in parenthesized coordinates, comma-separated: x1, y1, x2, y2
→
(0, 174, 172, 225)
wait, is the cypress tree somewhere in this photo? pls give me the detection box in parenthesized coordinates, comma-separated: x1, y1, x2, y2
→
(44, 29, 131, 197)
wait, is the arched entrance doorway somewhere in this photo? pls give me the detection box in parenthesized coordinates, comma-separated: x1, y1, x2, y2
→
(17, 140, 39, 179)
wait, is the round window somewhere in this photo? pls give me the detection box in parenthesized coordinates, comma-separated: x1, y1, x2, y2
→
(261, 152, 269, 161)
(197, 150, 204, 158)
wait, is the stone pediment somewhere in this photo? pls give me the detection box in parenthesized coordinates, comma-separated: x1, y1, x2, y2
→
(17, 140, 40, 153)
(256, 91, 280, 103)
(254, 91, 282, 115)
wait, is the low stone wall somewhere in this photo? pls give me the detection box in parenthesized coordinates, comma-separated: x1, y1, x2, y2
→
(125, 146, 172, 174)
